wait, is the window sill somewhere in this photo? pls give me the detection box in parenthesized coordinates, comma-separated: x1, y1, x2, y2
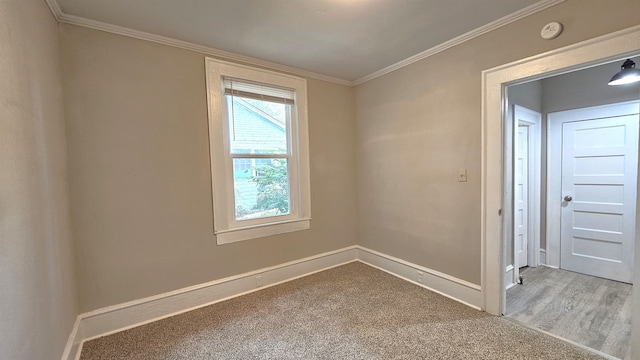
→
(215, 218, 311, 245)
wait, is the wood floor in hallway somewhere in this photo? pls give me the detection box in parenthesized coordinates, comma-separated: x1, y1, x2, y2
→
(506, 266, 632, 360)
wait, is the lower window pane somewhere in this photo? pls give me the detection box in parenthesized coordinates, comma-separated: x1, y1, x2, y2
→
(233, 158, 290, 220)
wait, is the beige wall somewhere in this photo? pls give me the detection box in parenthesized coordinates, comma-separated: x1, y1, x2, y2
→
(354, 0, 640, 285)
(59, 25, 358, 312)
(0, 0, 78, 359)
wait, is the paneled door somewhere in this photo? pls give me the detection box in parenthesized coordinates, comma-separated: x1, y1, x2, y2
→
(557, 102, 639, 283)
(515, 125, 529, 268)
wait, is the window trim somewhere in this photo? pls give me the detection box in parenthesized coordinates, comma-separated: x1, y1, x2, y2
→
(205, 58, 311, 244)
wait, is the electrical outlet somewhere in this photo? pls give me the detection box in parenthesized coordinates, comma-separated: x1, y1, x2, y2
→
(256, 275, 263, 288)
(417, 271, 424, 284)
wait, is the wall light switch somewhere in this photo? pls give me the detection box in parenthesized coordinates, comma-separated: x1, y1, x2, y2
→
(458, 168, 467, 182)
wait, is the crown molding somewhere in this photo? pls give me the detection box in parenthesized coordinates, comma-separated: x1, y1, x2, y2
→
(45, 0, 564, 87)
(351, 0, 566, 86)
(44, 0, 63, 20)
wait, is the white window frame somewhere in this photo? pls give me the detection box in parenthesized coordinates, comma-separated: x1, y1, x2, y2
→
(205, 58, 311, 245)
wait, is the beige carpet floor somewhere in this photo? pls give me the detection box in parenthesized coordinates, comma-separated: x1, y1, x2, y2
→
(80, 262, 605, 359)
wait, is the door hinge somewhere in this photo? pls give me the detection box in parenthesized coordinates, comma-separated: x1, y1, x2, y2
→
(498, 209, 502, 216)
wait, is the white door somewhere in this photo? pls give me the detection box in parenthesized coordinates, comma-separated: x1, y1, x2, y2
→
(556, 102, 639, 284)
(515, 125, 529, 268)
(512, 105, 541, 276)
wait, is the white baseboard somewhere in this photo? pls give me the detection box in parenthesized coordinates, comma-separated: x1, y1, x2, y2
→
(541, 264, 559, 270)
(62, 245, 483, 360)
(60, 317, 81, 360)
(356, 247, 482, 309)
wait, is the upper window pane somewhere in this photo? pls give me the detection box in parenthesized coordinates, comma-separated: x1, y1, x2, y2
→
(227, 96, 288, 154)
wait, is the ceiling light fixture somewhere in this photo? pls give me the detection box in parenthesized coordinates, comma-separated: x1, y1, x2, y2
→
(608, 59, 640, 86)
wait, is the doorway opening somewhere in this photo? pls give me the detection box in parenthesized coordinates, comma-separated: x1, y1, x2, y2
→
(481, 25, 640, 360)
(503, 63, 639, 358)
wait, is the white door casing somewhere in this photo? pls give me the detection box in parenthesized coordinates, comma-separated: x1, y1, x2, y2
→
(548, 101, 639, 284)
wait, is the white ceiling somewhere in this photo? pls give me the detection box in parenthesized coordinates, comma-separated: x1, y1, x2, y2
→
(55, 0, 547, 82)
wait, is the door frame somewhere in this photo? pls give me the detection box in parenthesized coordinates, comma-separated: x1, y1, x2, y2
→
(546, 101, 640, 273)
(481, 24, 640, 357)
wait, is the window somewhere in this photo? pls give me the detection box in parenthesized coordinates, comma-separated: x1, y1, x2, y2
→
(205, 58, 311, 244)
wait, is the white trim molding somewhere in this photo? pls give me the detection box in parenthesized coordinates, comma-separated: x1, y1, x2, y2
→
(62, 245, 482, 360)
(45, 0, 564, 87)
(44, 0, 63, 19)
(60, 317, 81, 360)
(357, 247, 482, 309)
